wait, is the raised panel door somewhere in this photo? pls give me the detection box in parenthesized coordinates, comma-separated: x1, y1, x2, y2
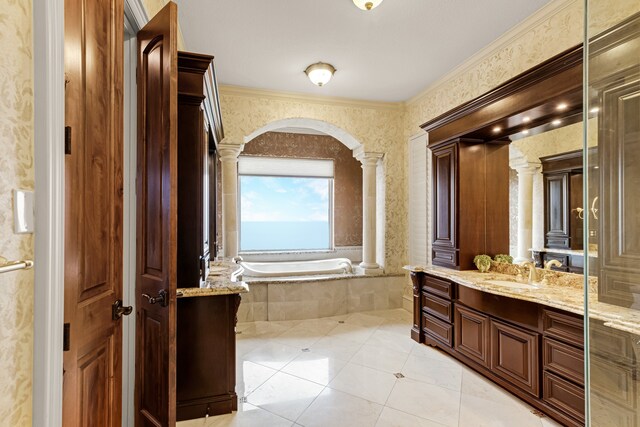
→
(431, 143, 457, 265)
(490, 319, 540, 397)
(454, 305, 490, 367)
(63, 0, 124, 424)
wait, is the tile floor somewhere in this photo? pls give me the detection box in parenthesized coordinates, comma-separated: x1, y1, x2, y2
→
(177, 309, 562, 427)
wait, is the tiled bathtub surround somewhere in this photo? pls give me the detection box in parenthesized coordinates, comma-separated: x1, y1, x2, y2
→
(177, 309, 561, 427)
(238, 275, 405, 322)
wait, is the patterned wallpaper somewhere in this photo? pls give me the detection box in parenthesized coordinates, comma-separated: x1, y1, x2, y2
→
(219, 89, 407, 273)
(243, 132, 363, 247)
(0, 0, 33, 425)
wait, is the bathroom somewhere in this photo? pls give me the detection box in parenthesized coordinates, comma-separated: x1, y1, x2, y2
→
(2, 0, 640, 426)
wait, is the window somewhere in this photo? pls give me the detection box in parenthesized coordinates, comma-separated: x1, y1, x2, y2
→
(239, 156, 334, 252)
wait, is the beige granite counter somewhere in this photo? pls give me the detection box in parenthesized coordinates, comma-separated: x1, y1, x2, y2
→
(404, 264, 640, 336)
(177, 260, 249, 298)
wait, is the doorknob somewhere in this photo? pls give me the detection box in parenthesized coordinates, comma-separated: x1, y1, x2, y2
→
(112, 300, 133, 320)
(142, 289, 169, 307)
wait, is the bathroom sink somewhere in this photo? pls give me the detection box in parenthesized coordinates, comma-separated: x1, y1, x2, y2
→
(486, 280, 538, 289)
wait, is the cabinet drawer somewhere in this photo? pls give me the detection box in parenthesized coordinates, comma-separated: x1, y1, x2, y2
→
(422, 312, 453, 347)
(591, 355, 637, 409)
(542, 309, 584, 348)
(455, 305, 490, 367)
(432, 248, 458, 269)
(543, 338, 584, 385)
(422, 292, 453, 322)
(543, 371, 585, 423)
(491, 319, 540, 397)
(424, 274, 454, 300)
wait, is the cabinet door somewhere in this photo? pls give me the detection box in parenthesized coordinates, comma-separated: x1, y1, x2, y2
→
(490, 319, 540, 397)
(431, 143, 457, 267)
(599, 75, 640, 306)
(454, 305, 490, 367)
(544, 173, 570, 248)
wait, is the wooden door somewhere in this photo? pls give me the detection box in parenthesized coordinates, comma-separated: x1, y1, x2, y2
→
(63, 0, 125, 425)
(135, 2, 179, 426)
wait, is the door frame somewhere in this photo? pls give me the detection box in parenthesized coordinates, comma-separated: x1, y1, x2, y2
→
(32, 1, 149, 426)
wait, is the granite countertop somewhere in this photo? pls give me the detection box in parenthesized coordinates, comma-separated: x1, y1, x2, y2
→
(177, 260, 249, 298)
(404, 264, 640, 336)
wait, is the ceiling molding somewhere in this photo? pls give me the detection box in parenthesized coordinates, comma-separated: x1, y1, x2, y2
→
(406, 0, 579, 107)
(219, 84, 406, 112)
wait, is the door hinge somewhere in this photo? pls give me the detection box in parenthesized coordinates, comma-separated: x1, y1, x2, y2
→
(63, 323, 70, 351)
(65, 126, 72, 155)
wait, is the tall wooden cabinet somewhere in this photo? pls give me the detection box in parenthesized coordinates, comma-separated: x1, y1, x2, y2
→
(174, 52, 239, 421)
(429, 138, 509, 270)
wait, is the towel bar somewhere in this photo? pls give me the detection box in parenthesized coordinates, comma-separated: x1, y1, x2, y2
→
(0, 257, 34, 274)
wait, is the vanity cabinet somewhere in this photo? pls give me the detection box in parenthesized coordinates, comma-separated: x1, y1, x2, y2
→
(176, 294, 240, 421)
(541, 150, 583, 251)
(413, 272, 586, 427)
(429, 138, 509, 270)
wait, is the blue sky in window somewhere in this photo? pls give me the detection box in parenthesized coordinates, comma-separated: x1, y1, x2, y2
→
(240, 176, 330, 222)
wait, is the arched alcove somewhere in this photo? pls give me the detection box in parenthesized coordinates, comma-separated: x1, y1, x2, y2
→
(244, 118, 363, 152)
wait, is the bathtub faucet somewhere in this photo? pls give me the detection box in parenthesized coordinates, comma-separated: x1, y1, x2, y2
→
(339, 260, 353, 274)
(232, 256, 244, 264)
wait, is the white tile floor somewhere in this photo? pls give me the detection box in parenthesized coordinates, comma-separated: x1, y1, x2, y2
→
(177, 309, 562, 427)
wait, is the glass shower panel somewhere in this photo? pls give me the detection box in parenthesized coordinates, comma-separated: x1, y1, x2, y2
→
(585, 2, 640, 426)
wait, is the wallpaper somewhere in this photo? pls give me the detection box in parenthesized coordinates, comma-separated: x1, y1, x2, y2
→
(219, 89, 407, 273)
(0, 0, 34, 425)
(243, 132, 363, 247)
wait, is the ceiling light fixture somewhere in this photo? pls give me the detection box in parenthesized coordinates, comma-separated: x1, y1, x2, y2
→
(522, 129, 530, 135)
(353, 0, 383, 10)
(557, 102, 568, 110)
(552, 119, 562, 126)
(522, 116, 531, 123)
(304, 62, 336, 86)
(492, 126, 501, 133)
(590, 107, 600, 114)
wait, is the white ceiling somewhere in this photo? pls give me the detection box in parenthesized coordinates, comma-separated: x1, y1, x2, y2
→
(175, 0, 551, 103)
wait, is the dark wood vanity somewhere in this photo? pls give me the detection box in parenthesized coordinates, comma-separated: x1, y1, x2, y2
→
(411, 271, 585, 426)
(174, 51, 241, 421)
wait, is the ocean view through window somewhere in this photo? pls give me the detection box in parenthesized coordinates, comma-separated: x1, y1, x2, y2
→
(238, 156, 334, 252)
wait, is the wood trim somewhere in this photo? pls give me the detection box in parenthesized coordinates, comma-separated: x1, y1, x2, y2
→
(420, 46, 582, 133)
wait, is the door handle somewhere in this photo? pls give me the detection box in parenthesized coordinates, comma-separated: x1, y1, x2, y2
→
(142, 289, 169, 307)
(112, 300, 133, 320)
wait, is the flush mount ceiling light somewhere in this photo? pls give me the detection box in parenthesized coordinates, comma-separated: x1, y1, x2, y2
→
(353, 0, 383, 11)
(304, 62, 336, 86)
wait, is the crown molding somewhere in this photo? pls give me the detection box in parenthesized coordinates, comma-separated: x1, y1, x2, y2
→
(406, 0, 579, 107)
(219, 84, 406, 112)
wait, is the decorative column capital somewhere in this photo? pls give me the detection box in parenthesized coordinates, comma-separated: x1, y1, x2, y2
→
(353, 147, 384, 166)
(218, 139, 245, 161)
(510, 158, 541, 175)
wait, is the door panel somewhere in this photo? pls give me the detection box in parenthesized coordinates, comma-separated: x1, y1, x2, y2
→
(136, 3, 179, 426)
(63, 0, 124, 425)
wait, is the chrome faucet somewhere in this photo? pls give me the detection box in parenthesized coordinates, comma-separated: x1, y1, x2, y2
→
(545, 259, 563, 270)
(520, 261, 539, 285)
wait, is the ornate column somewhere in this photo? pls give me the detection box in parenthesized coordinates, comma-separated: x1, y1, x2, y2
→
(511, 158, 541, 263)
(355, 149, 384, 274)
(218, 141, 244, 258)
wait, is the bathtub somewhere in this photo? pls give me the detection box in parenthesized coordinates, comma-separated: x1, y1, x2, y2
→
(238, 257, 353, 278)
